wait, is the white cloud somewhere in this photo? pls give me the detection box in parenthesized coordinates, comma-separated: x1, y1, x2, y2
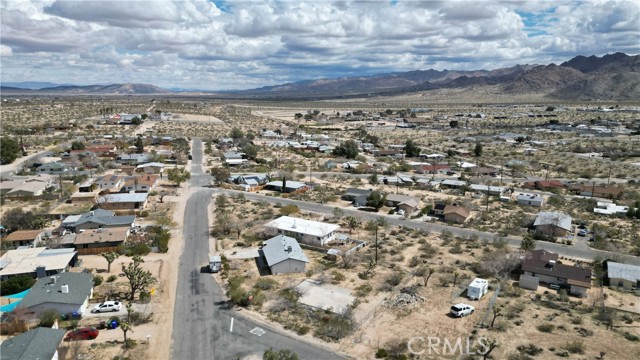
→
(0, 0, 638, 90)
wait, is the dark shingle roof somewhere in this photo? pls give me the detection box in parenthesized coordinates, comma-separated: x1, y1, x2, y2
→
(17, 272, 93, 309)
(0, 327, 66, 360)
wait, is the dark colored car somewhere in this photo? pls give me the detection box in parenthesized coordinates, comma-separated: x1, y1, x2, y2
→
(65, 327, 99, 341)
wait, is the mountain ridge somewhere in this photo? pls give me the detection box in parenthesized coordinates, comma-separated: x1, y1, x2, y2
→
(1, 53, 638, 100)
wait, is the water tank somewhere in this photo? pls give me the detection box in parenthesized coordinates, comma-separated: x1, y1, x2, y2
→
(61, 285, 69, 294)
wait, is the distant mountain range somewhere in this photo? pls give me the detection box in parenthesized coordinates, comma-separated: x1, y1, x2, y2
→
(1, 53, 638, 100)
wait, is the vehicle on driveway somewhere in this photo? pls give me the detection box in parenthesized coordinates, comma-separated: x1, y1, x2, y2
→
(577, 229, 587, 237)
(92, 301, 122, 313)
(65, 327, 99, 341)
(450, 303, 475, 317)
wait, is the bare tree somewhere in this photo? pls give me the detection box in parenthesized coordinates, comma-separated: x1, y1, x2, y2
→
(102, 252, 120, 273)
(490, 305, 503, 328)
(482, 338, 499, 360)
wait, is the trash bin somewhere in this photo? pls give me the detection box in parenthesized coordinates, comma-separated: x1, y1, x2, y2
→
(110, 320, 118, 329)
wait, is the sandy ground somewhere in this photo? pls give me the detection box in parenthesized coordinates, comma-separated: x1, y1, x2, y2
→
(172, 113, 225, 124)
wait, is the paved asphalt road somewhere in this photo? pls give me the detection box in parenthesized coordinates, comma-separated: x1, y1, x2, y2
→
(171, 139, 344, 360)
(219, 189, 640, 266)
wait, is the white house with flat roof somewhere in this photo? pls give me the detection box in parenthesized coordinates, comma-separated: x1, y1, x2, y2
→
(607, 262, 640, 290)
(264, 216, 340, 246)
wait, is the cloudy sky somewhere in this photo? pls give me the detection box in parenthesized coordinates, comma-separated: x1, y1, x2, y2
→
(1, 0, 638, 90)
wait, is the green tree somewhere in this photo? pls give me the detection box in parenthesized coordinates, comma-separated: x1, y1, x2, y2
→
(520, 236, 536, 252)
(230, 127, 244, 140)
(1, 208, 48, 232)
(366, 190, 386, 211)
(474, 142, 483, 157)
(141, 113, 148, 120)
(0, 274, 36, 295)
(368, 172, 379, 185)
(121, 321, 133, 348)
(121, 256, 157, 301)
(332, 140, 359, 159)
(263, 348, 300, 360)
(294, 113, 303, 120)
(404, 139, 421, 158)
(0, 137, 21, 164)
(131, 116, 142, 125)
(345, 216, 361, 234)
(134, 135, 144, 154)
(210, 166, 231, 185)
(70, 141, 85, 150)
(166, 167, 191, 187)
(101, 252, 120, 273)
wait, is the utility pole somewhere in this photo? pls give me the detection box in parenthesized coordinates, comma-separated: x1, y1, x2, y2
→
(309, 162, 312, 184)
(500, 163, 503, 185)
(486, 181, 490, 212)
(607, 162, 612, 185)
(375, 225, 378, 264)
(591, 181, 596, 198)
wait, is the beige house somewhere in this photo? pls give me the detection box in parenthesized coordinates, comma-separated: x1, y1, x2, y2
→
(606, 262, 640, 290)
(443, 205, 471, 224)
(520, 250, 592, 297)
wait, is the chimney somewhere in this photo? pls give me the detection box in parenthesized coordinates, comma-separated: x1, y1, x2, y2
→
(61, 285, 69, 294)
(50, 276, 57, 284)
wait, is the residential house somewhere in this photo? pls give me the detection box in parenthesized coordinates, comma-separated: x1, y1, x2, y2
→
(386, 194, 421, 214)
(259, 235, 309, 275)
(0, 327, 67, 360)
(122, 174, 158, 193)
(235, 174, 270, 187)
(520, 250, 591, 297)
(416, 164, 451, 175)
(415, 179, 441, 190)
(93, 175, 124, 192)
(468, 166, 498, 177)
(594, 202, 630, 215)
(605, 261, 640, 290)
(523, 180, 565, 191)
(5, 181, 49, 199)
(36, 162, 69, 174)
(264, 216, 340, 246)
(433, 203, 447, 216)
(2, 230, 44, 248)
(97, 192, 148, 211)
(69, 192, 98, 204)
(0, 247, 78, 281)
(62, 209, 135, 232)
(372, 149, 403, 158)
(0, 175, 55, 196)
(516, 193, 544, 207)
(117, 153, 151, 165)
(469, 184, 506, 195)
(17, 272, 94, 315)
(73, 226, 130, 255)
(84, 145, 117, 157)
(342, 188, 373, 207)
(136, 162, 165, 174)
(568, 184, 624, 200)
(533, 211, 572, 237)
(443, 205, 471, 224)
(264, 180, 308, 193)
(440, 179, 467, 189)
(381, 176, 414, 187)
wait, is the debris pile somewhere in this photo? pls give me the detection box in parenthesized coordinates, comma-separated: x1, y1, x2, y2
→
(384, 287, 426, 308)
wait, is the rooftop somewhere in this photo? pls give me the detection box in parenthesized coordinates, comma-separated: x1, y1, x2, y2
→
(265, 216, 340, 238)
(522, 250, 591, 288)
(607, 262, 640, 282)
(74, 226, 130, 245)
(0, 327, 67, 360)
(0, 247, 77, 277)
(98, 192, 148, 203)
(261, 235, 309, 266)
(17, 272, 93, 309)
(533, 211, 572, 231)
(3, 230, 43, 243)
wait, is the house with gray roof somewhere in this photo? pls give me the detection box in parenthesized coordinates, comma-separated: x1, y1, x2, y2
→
(342, 188, 373, 207)
(260, 235, 309, 275)
(97, 192, 148, 210)
(36, 162, 69, 174)
(606, 261, 640, 290)
(62, 209, 135, 232)
(533, 211, 572, 237)
(0, 327, 66, 360)
(17, 272, 94, 316)
(516, 193, 544, 207)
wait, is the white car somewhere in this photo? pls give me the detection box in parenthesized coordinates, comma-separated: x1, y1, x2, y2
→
(450, 303, 475, 317)
(92, 301, 122, 313)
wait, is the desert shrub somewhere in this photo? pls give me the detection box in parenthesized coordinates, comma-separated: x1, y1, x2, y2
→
(279, 205, 299, 215)
(39, 309, 60, 327)
(93, 275, 104, 286)
(516, 343, 543, 356)
(355, 284, 372, 297)
(331, 271, 346, 284)
(375, 348, 388, 358)
(624, 332, 640, 341)
(314, 309, 355, 341)
(570, 317, 583, 325)
(562, 340, 585, 354)
(254, 278, 277, 291)
(107, 275, 118, 282)
(385, 272, 404, 287)
(408, 257, 420, 268)
(536, 323, 555, 333)
(574, 327, 593, 337)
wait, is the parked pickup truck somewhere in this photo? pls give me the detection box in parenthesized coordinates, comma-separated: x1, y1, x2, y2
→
(209, 255, 222, 273)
